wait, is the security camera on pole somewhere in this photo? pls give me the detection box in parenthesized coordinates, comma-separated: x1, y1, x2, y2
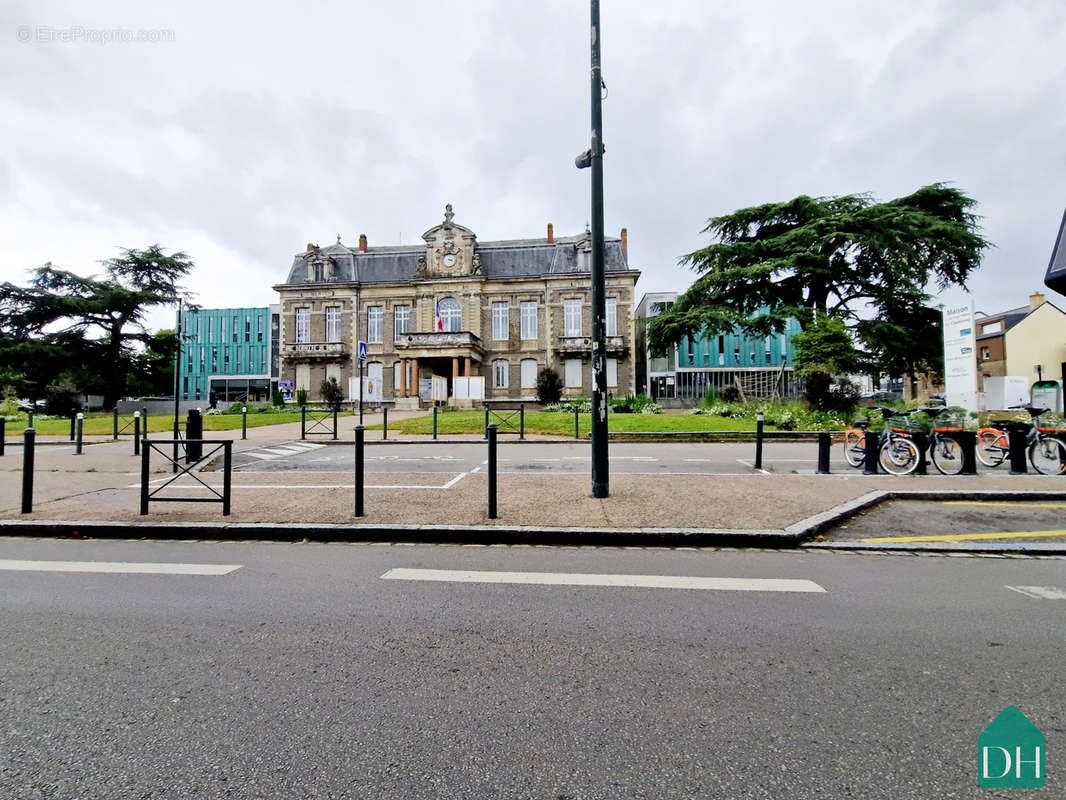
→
(575, 0, 609, 498)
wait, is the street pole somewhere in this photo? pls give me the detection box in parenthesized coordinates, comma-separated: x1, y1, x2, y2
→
(359, 359, 365, 425)
(588, 0, 609, 498)
(173, 297, 183, 454)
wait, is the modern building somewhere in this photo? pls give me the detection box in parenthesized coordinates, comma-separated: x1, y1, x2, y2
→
(634, 292, 802, 402)
(177, 305, 280, 404)
(976, 291, 1066, 393)
(272, 205, 641, 405)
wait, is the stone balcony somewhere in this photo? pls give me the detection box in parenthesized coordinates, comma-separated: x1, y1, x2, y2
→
(281, 341, 349, 360)
(395, 331, 484, 357)
(554, 335, 627, 355)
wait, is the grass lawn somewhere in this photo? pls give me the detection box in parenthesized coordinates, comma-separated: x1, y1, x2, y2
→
(377, 410, 759, 437)
(3, 410, 351, 437)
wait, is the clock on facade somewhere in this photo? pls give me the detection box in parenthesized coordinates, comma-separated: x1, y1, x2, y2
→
(442, 253, 456, 267)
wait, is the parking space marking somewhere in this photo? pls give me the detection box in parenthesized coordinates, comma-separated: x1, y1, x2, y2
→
(381, 568, 826, 593)
(862, 529, 1066, 543)
(1005, 585, 1066, 600)
(128, 473, 470, 491)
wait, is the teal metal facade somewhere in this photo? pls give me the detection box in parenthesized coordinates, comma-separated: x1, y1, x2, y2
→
(178, 306, 277, 402)
(677, 318, 802, 369)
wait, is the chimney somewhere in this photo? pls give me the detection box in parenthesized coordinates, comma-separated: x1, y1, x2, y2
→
(1030, 291, 1045, 310)
(620, 227, 628, 259)
(359, 233, 368, 253)
(547, 223, 554, 244)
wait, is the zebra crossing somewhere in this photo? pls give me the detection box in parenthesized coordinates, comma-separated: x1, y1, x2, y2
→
(238, 441, 328, 461)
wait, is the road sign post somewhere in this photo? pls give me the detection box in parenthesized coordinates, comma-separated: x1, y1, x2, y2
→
(357, 340, 367, 426)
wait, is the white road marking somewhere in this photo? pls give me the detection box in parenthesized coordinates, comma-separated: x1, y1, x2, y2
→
(684, 458, 713, 462)
(1006, 585, 1066, 600)
(0, 559, 242, 576)
(256, 448, 295, 456)
(381, 568, 826, 593)
(534, 458, 561, 462)
(127, 476, 468, 490)
(243, 452, 279, 460)
(736, 459, 771, 475)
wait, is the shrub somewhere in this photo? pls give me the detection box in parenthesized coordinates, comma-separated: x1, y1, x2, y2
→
(319, 377, 345, 411)
(295, 388, 309, 407)
(719, 384, 741, 402)
(272, 390, 284, 407)
(536, 367, 563, 405)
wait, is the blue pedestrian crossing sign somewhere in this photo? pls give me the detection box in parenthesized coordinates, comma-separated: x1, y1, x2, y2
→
(357, 341, 368, 361)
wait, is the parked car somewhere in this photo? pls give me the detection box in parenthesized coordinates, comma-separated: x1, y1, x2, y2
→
(859, 391, 902, 405)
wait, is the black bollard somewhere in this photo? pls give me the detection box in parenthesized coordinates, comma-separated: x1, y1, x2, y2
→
(139, 434, 150, 515)
(172, 420, 180, 474)
(382, 406, 388, 440)
(355, 425, 364, 517)
(484, 405, 490, 440)
(141, 407, 148, 439)
(241, 406, 247, 440)
(21, 428, 35, 513)
(574, 408, 580, 440)
(911, 431, 928, 476)
(487, 423, 497, 519)
(70, 413, 76, 442)
(75, 413, 84, 455)
(1007, 424, 1028, 474)
(863, 430, 880, 475)
(433, 406, 438, 440)
(113, 407, 119, 439)
(134, 412, 141, 455)
(332, 408, 338, 441)
(816, 432, 831, 474)
(0, 417, 5, 456)
(300, 405, 306, 439)
(520, 404, 525, 440)
(222, 441, 232, 516)
(959, 430, 978, 475)
(754, 413, 765, 470)
(28, 410, 33, 429)
(186, 408, 203, 463)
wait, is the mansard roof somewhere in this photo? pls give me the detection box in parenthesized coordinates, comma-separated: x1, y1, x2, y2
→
(278, 232, 634, 287)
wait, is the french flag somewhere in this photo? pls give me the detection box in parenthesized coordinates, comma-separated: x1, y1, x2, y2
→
(434, 300, 444, 331)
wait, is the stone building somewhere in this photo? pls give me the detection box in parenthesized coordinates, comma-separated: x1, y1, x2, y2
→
(273, 205, 641, 406)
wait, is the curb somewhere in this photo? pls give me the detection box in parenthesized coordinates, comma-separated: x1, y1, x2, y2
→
(0, 520, 800, 548)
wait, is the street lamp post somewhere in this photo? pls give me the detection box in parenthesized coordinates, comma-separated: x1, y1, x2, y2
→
(585, 0, 610, 498)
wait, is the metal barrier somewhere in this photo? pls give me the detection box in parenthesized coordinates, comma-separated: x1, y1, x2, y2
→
(113, 408, 138, 438)
(301, 406, 338, 440)
(484, 404, 524, 439)
(140, 438, 232, 516)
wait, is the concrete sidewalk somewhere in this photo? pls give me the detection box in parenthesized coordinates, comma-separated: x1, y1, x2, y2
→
(3, 420, 1065, 549)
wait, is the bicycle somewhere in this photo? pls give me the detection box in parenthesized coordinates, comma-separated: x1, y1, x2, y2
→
(843, 407, 921, 475)
(919, 405, 966, 475)
(976, 406, 1066, 475)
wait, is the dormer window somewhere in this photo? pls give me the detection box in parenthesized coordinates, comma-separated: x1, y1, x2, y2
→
(313, 262, 324, 281)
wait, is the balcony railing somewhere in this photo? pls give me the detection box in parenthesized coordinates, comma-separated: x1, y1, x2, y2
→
(555, 335, 626, 354)
(281, 341, 348, 359)
(395, 331, 483, 351)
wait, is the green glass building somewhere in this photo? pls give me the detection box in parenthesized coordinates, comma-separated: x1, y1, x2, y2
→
(177, 305, 280, 403)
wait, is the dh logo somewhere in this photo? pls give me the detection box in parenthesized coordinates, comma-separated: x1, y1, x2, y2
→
(978, 706, 1045, 788)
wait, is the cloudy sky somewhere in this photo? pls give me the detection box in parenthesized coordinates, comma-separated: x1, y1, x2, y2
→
(3, 0, 1064, 333)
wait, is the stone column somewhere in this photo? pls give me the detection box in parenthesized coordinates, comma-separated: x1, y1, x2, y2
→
(399, 358, 408, 396)
(464, 357, 471, 377)
(411, 358, 419, 398)
(452, 358, 459, 382)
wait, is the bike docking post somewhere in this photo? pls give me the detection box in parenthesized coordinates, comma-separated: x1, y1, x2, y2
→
(816, 432, 831, 474)
(75, 413, 84, 455)
(1007, 424, 1029, 474)
(487, 422, 498, 519)
(382, 406, 388, 440)
(520, 404, 525, 440)
(754, 412, 765, 470)
(21, 427, 35, 514)
(911, 431, 929, 476)
(863, 430, 880, 475)
(113, 407, 119, 439)
(133, 412, 141, 456)
(355, 425, 365, 517)
(433, 406, 438, 440)
(241, 406, 247, 440)
(959, 430, 978, 475)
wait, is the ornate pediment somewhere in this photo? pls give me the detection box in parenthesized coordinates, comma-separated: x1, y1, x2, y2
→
(420, 203, 478, 278)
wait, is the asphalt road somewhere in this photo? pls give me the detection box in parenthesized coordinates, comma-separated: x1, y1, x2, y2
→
(829, 500, 1066, 543)
(2, 537, 1063, 799)
(230, 440, 869, 476)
